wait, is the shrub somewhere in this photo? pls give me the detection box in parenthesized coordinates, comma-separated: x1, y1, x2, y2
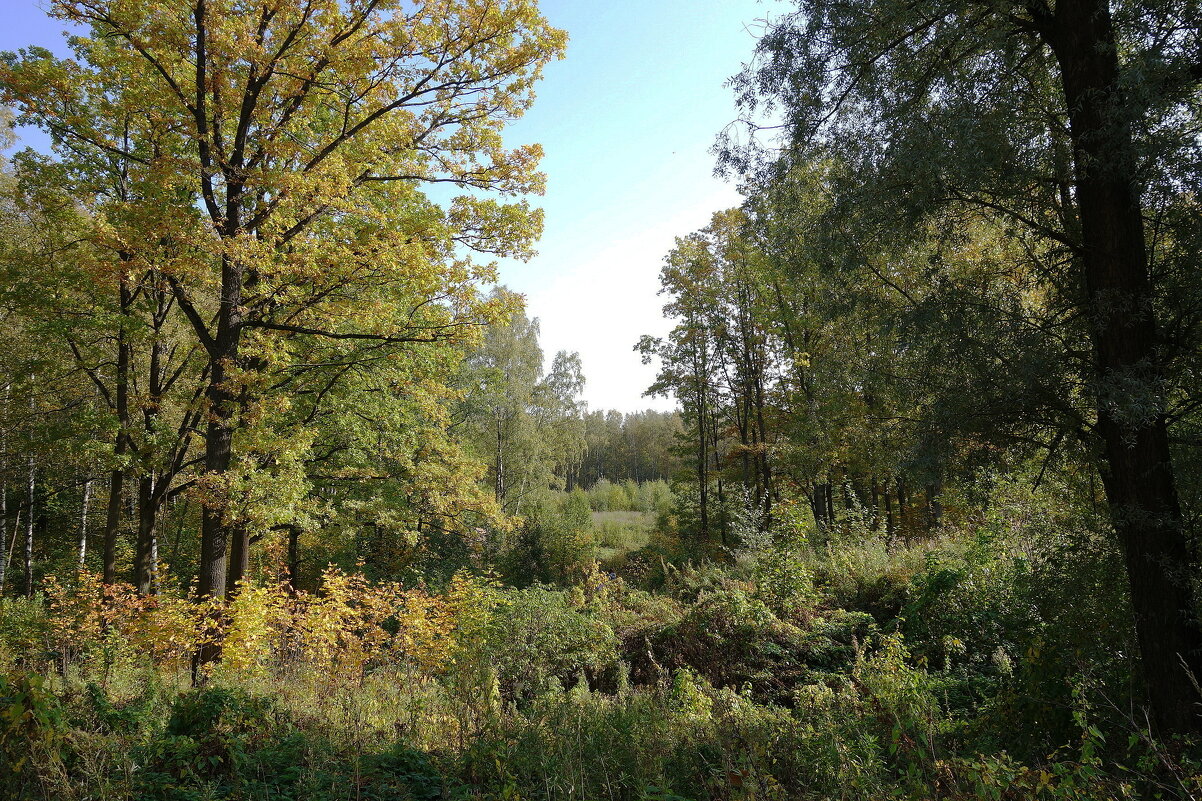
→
(486, 586, 618, 701)
(0, 670, 68, 794)
(0, 596, 51, 669)
(508, 491, 596, 585)
(137, 686, 304, 799)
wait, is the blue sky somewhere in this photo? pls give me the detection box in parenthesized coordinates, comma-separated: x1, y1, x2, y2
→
(1, 0, 782, 412)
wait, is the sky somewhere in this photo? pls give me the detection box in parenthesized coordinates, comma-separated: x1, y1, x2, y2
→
(0, 0, 783, 413)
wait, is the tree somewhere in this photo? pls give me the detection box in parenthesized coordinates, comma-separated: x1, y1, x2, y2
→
(640, 225, 727, 542)
(641, 210, 789, 542)
(2, 0, 566, 602)
(457, 297, 586, 516)
(727, 0, 1202, 734)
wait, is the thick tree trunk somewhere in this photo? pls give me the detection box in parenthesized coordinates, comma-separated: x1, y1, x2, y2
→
(103, 281, 133, 585)
(198, 253, 244, 601)
(199, 366, 234, 600)
(225, 521, 249, 596)
(193, 247, 246, 678)
(102, 464, 125, 584)
(1049, 0, 1202, 736)
(134, 475, 155, 593)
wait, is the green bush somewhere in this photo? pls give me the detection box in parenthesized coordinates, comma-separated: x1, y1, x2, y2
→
(486, 586, 619, 702)
(0, 596, 52, 670)
(136, 686, 305, 799)
(507, 491, 595, 585)
(650, 588, 801, 699)
(0, 670, 68, 796)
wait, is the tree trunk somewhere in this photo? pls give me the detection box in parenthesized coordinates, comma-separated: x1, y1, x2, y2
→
(225, 521, 249, 597)
(884, 483, 894, 537)
(0, 383, 8, 592)
(103, 280, 133, 585)
(150, 532, 159, 595)
(1048, 0, 1202, 736)
(135, 324, 168, 593)
(198, 255, 244, 600)
(751, 365, 773, 524)
(494, 423, 505, 505)
(925, 481, 941, 532)
(24, 451, 34, 598)
(811, 482, 826, 526)
(134, 474, 155, 593)
(711, 407, 728, 544)
(194, 246, 246, 678)
(102, 465, 125, 584)
(287, 524, 300, 592)
(78, 479, 91, 568)
(695, 379, 710, 541)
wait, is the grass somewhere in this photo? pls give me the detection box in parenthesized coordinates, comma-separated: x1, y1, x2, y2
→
(592, 511, 653, 561)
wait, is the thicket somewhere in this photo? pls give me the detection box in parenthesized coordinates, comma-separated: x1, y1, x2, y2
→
(3, 469, 1200, 800)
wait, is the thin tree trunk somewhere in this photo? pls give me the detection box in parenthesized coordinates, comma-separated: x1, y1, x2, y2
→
(695, 377, 709, 541)
(24, 451, 34, 598)
(751, 363, 773, 524)
(494, 423, 505, 505)
(884, 483, 894, 537)
(0, 383, 8, 593)
(287, 524, 300, 592)
(711, 406, 727, 544)
(170, 497, 190, 566)
(2, 511, 18, 595)
(925, 481, 941, 532)
(78, 479, 92, 568)
(225, 521, 248, 596)
(22, 384, 35, 599)
(150, 532, 159, 595)
(135, 329, 167, 594)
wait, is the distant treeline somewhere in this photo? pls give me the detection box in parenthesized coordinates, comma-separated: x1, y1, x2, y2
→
(570, 411, 683, 490)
